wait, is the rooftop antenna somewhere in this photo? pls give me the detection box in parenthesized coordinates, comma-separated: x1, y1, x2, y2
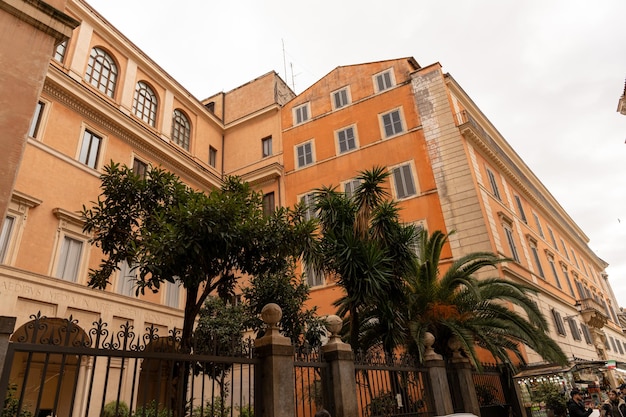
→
(290, 62, 295, 91)
(282, 39, 287, 83)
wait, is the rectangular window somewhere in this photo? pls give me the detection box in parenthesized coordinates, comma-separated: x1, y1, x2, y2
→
(296, 142, 313, 168)
(28, 101, 45, 138)
(333, 88, 349, 109)
(55, 236, 83, 282)
(551, 309, 566, 336)
(300, 193, 317, 221)
(547, 255, 562, 289)
(560, 239, 570, 260)
(117, 260, 136, 297)
(262, 192, 275, 216)
(605, 333, 611, 350)
(294, 103, 310, 125)
(610, 336, 618, 352)
(514, 195, 527, 223)
(343, 178, 362, 198)
(530, 242, 545, 279)
(548, 227, 557, 249)
(337, 127, 357, 153)
(262, 136, 273, 157)
(533, 213, 544, 238)
(575, 280, 586, 300)
(0, 216, 15, 263)
(503, 224, 520, 262)
(132, 158, 148, 179)
(618, 339, 625, 355)
(375, 69, 394, 92)
(78, 129, 102, 169)
(304, 263, 324, 287)
(209, 146, 217, 168)
(381, 109, 403, 138)
(567, 318, 581, 341)
(165, 280, 180, 308)
(581, 324, 593, 344)
(571, 250, 579, 268)
(486, 169, 501, 200)
(561, 266, 575, 297)
(392, 164, 417, 199)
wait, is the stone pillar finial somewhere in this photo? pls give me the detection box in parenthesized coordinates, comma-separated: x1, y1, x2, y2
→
(448, 336, 464, 360)
(423, 331, 442, 360)
(261, 303, 282, 337)
(325, 315, 343, 344)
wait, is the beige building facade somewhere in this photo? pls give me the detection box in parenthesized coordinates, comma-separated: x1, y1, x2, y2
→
(1, 0, 626, 413)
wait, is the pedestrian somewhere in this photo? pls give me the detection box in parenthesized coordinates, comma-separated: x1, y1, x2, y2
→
(619, 384, 626, 399)
(601, 390, 626, 417)
(315, 409, 331, 417)
(567, 388, 593, 417)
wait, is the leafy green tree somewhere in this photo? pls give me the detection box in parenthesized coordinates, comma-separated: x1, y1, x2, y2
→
(308, 166, 420, 353)
(242, 262, 325, 346)
(405, 229, 568, 369)
(82, 162, 314, 354)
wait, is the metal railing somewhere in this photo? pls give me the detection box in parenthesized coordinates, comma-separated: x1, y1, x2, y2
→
(0, 313, 257, 417)
(354, 350, 434, 417)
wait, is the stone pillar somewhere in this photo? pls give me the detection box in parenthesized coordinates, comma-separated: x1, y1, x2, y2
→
(254, 304, 295, 417)
(0, 316, 17, 404)
(448, 337, 480, 415)
(423, 332, 454, 416)
(321, 315, 358, 417)
(0, 0, 78, 228)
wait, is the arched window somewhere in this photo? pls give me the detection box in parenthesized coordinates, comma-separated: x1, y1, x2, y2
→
(171, 109, 191, 150)
(84, 47, 118, 98)
(133, 81, 158, 127)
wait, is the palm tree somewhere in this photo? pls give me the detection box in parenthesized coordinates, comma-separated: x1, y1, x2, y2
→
(309, 166, 419, 353)
(405, 229, 568, 370)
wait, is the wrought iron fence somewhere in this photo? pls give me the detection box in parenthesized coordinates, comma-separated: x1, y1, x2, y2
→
(293, 344, 329, 417)
(0, 313, 258, 417)
(354, 350, 434, 417)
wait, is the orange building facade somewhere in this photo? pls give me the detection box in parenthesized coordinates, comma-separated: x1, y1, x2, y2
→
(1, 0, 625, 404)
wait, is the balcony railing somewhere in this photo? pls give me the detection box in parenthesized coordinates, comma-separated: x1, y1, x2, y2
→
(577, 297, 608, 329)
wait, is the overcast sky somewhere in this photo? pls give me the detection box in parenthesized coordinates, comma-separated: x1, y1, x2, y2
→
(87, 0, 626, 305)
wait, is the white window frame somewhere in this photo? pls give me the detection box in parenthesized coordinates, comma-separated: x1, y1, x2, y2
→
(165, 280, 180, 308)
(335, 125, 358, 154)
(331, 87, 351, 110)
(293, 102, 310, 125)
(342, 178, 362, 198)
(209, 146, 217, 168)
(50, 208, 90, 283)
(390, 162, 418, 200)
(262, 136, 273, 157)
(304, 262, 325, 287)
(379, 108, 405, 139)
(117, 260, 136, 297)
(77, 123, 107, 170)
(295, 141, 314, 168)
(299, 192, 318, 221)
(1, 192, 41, 266)
(486, 168, 501, 200)
(373, 68, 395, 93)
(28, 99, 50, 139)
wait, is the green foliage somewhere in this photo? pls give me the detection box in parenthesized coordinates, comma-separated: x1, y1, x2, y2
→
(405, 229, 568, 370)
(533, 382, 567, 417)
(82, 162, 314, 353)
(132, 401, 169, 417)
(475, 384, 498, 406)
(307, 166, 421, 353)
(236, 405, 254, 417)
(2, 384, 32, 417)
(242, 263, 325, 345)
(101, 401, 129, 417)
(366, 392, 397, 417)
(191, 397, 231, 417)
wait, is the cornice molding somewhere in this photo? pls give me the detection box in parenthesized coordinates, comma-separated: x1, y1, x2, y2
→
(43, 69, 223, 191)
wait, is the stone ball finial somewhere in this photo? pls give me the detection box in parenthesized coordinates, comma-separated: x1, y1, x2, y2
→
(423, 331, 442, 360)
(261, 303, 282, 329)
(325, 315, 343, 344)
(448, 335, 463, 359)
